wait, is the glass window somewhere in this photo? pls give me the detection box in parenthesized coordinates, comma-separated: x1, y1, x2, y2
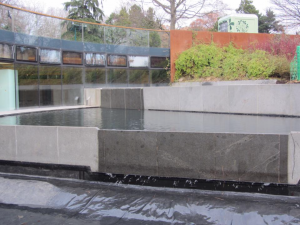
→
(62, 67, 83, 106)
(107, 55, 127, 67)
(0, 43, 13, 60)
(39, 65, 62, 106)
(219, 21, 228, 32)
(128, 56, 149, 68)
(40, 49, 61, 64)
(85, 53, 105, 66)
(15, 63, 39, 107)
(150, 57, 169, 68)
(108, 68, 127, 86)
(85, 67, 106, 84)
(151, 69, 170, 85)
(129, 69, 149, 86)
(62, 51, 83, 65)
(16, 46, 37, 62)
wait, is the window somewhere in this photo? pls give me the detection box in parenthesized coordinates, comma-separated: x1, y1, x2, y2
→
(0, 43, 13, 60)
(107, 54, 127, 67)
(62, 51, 83, 65)
(40, 49, 61, 64)
(16, 46, 37, 62)
(128, 56, 149, 68)
(150, 57, 169, 68)
(219, 21, 228, 32)
(85, 53, 105, 66)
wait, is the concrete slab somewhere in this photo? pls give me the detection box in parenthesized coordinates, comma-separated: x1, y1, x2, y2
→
(84, 89, 101, 107)
(58, 127, 99, 172)
(102, 130, 158, 176)
(111, 89, 125, 109)
(290, 84, 300, 116)
(100, 89, 111, 108)
(157, 132, 215, 179)
(228, 85, 257, 114)
(16, 126, 58, 164)
(280, 135, 288, 183)
(0, 126, 16, 161)
(215, 134, 280, 183)
(144, 87, 180, 110)
(125, 89, 143, 110)
(288, 132, 300, 185)
(257, 85, 290, 115)
(203, 86, 228, 113)
(178, 87, 203, 112)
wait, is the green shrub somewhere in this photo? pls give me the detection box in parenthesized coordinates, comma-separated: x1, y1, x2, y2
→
(175, 43, 290, 81)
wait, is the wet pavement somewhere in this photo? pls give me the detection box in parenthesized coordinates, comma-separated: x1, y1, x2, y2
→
(0, 173, 300, 224)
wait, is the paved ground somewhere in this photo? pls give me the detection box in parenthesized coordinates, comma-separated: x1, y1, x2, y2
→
(0, 173, 300, 225)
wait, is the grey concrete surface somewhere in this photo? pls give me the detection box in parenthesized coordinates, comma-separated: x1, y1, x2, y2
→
(100, 88, 144, 110)
(16, 126, 58, 164)
(0, 175, 300, 225)
(142, 84, 300, 117)
(214, 134, 280, 182)
(97, 130, 289, 183)
(144, 87, 180, 111)
(0, 126, 16, 161)
(0, 125, 100, 172)
(203, 85, 229, 113)
(228, 85, 258, 114)
(288, 132, 300, 185)
(84, 88, 101, 107)
(178, 86, 203, 111)
(100, 130, 158, 176)
(58, 127, 100, 172)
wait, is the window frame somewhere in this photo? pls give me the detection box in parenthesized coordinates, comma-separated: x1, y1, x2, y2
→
(62, 50, 83, 65)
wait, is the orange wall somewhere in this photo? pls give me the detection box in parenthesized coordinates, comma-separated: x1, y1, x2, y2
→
(170, 30, 299, 82)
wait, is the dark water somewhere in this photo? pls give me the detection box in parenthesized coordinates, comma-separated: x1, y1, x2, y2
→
(0, 175, 300, 225)
(1, 108, 300, 134)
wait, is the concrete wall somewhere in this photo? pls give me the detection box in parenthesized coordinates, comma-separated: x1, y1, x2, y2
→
(0, 124, 292, 184)
(101, 88, 144, 110)
(143, 85, 300, 117)
(0, 125, 99, 172)
(171, 80, 277, 87)
(84, 88, 101, 107)
(99, 130, 288, 184)
(288, 132, 300, 184)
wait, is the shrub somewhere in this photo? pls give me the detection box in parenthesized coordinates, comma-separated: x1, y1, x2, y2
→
(251, 34, 300, 61)
(175, 42, 290, 81)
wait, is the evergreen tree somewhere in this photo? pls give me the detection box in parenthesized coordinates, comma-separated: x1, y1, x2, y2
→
(236, 0, 283, 33)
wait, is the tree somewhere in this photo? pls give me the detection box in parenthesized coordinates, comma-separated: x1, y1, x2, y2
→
(143, 0, 208, 30)
(236, 0, 283, 33)
(271, 0, 300, 30)
(63, 0, 104, 22)
(62, 0, 105, 42)
(106, 4, 162, 47)
(259, 9, 284, 33)
(189, 12, 219, 31)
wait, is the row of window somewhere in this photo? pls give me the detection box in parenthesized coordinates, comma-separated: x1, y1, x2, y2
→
(0, 43, 169, 68)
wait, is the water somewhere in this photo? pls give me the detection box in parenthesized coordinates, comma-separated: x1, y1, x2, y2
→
(0, 108, 300, 134)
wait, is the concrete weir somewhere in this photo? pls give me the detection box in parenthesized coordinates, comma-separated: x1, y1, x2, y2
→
(1, 84, 300, 186)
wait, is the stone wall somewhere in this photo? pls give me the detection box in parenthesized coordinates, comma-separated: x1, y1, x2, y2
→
(0, 125, 99, 172)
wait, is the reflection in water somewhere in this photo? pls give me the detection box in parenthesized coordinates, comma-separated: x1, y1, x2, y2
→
(1, 108, 300, 134)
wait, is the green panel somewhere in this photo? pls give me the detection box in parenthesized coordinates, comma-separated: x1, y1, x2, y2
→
(0, 69, 16, 111)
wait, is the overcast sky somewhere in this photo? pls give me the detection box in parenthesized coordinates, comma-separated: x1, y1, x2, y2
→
(40, 0, 273, 18)
(21, 0, 273, 26)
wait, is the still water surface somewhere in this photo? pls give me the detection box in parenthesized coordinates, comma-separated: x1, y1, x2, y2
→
(0, 108, 300, 134)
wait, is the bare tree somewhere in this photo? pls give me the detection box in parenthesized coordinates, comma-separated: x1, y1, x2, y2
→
(271, 0, 300, 29)
(137, 0, 208, 30)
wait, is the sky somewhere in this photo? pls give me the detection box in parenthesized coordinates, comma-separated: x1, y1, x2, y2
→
(21, 0, 273, 26)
